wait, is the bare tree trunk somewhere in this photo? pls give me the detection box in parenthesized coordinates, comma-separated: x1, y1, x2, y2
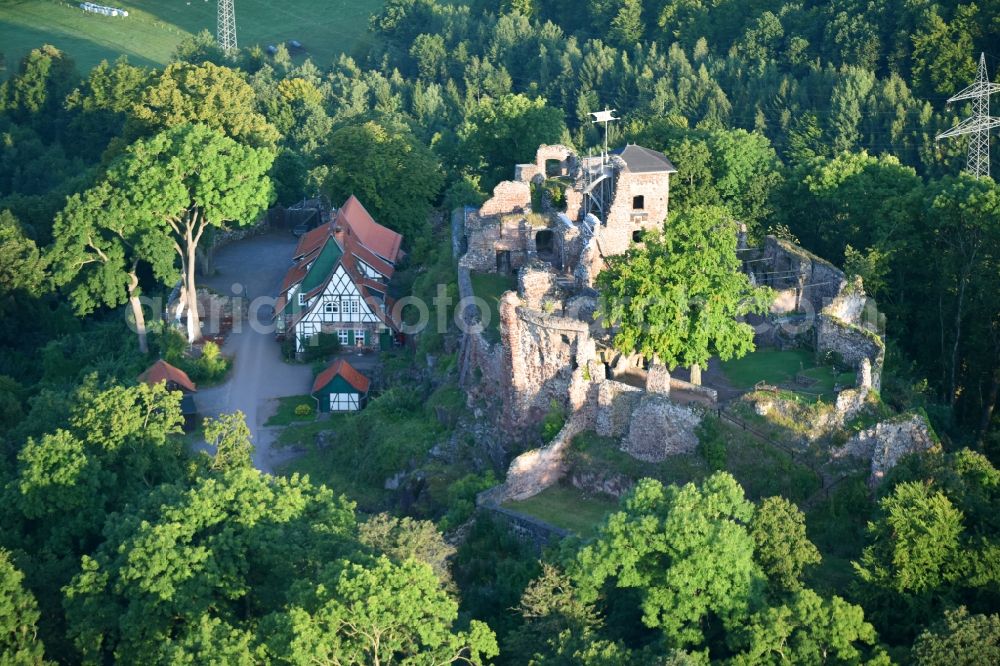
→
(950, 268, 970, 408)
(126, 269, 148, 354)
(980, 366, 1000, 447)
(185, 237, 201, 343)
(690, 363, 702, 386)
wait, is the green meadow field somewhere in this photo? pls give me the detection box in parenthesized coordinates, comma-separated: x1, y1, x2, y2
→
(0, 0, 382, 75)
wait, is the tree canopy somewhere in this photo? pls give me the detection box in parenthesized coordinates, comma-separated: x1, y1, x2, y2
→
(596, 205, 772, 382)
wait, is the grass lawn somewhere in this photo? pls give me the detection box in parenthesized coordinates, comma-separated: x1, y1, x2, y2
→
(0, 0, 383, 75)
(277, 416, 392, 510)
(470, 272, 516, 344)
(721, 349, 854, 401)
(264, 394, 315, 426)
(503, 484, 619, 538)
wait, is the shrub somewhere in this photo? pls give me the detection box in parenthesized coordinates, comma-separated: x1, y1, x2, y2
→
(696, 418, 728, 471)
(541, 399, 566, 443)
(439, 471, 498, 532)
(300, 332, 341, 362)
(197, 341, 229, 382)
(294, 403, 313, 417)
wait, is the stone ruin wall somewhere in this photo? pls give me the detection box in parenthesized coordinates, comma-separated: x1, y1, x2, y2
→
(461, 211, 535, 274)
(480, 180, 531, 217)
(750, 236, 846, 316)
(500, 291, 599, 434)
(816, 279, 885, 391)
(831, 412, 939, 487)
(483, 364, 706, 504)
(622, 395, 702, 462)
(595, 168, 672, 257)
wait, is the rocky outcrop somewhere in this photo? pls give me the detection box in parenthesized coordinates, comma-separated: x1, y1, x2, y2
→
(622, 396, 702, 462)
(831, 412, 939, 487)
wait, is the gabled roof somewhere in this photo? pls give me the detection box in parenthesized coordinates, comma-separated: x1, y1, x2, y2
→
(613, 144, 677, 174)
(336, 228, 396, 280)
(138, 359, 197, 393)
(293, 221, 334, 260)
(335, 195, 403, 264)
(299, 236, 344, 296)
(312, 359, 371, 394)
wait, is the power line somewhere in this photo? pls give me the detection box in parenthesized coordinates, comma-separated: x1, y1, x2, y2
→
(936, 53, 1000, 178)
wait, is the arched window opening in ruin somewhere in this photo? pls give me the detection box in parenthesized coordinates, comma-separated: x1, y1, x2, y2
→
(632, 230, 644, 243)
(535, 229, 554, 258)
(545, 159, 564, 177)
(632, 195, 645, 210)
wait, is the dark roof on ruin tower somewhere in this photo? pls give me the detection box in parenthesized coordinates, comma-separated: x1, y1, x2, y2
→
(613, 144, 677, 174)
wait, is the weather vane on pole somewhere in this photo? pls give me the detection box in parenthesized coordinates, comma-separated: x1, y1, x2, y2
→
(590, 109, 620, 165)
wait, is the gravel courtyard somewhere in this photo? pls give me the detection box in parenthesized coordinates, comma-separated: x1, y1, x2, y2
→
(194, 230, 314, 473)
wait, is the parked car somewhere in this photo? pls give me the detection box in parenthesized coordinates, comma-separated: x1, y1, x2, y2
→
(287, 40, 303, 50)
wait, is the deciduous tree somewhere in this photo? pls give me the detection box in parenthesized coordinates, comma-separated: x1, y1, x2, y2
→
(204, 411, 254, 471)
(751, 496, 821, 593)
(596, 205, 771, 384)
(572, 474, 762, 648)
(106, 123, 274, 341)
(0, 549, 47, 665)
(321, 121, 443, 240)
(49, 183, 175, 353)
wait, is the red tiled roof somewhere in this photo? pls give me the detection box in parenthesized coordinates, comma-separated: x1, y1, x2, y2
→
(312, 359, 370, 394)
(279, 261, 309, 295)
(338, 228, 396, 280)
(293, 221, 334, 260)
(335, 195, 403, 264)
(138, 359, 197, 393)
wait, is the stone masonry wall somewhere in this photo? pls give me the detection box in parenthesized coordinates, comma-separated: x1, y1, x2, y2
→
(831, 412, 938, 487)
(816, 316, 884, 390)
(500, 292, 598, 433)
(479, 411, 590, 503)
(595, 380, 644, 437)
(751, 236, 845, 315)
(461, 212, 535, 273)
(595, 168, 671, 258)
(480, 180, 531, 217)
(622, 396, 703, 462)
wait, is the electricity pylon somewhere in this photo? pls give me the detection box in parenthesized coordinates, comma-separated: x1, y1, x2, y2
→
(937, 53, 1000, 178)
(217, 0, 237, 54)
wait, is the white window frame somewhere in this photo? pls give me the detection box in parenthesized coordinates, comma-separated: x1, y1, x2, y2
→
(338, 329, 349, 345)
(325, 300, 337, 314)
(349, 298, 360, 314)
(329, 393, 359, 411)
(298, 292, 305, 306)
(355, 328, 365, 346)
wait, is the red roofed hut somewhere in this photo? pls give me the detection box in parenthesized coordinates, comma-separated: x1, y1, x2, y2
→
(138, 359, 198, 427)
(311, 359, 370, 412)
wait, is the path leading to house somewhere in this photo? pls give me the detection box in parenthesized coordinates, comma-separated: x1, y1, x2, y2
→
(194, 230, 315, 474)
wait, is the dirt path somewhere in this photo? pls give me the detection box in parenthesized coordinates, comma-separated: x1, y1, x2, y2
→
(193, 231, 315, 474)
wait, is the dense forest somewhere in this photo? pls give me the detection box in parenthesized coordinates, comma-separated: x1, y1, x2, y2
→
(1, 0, 999, 663)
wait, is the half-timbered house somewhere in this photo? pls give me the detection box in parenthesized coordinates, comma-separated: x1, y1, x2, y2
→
(275, 196, 403, 353)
